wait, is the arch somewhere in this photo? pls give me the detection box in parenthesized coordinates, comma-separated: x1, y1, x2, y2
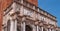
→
(7, 20, 11, 31)
(43, 28, 46, 31)
(39, 27, 41, 31)
(25, 25, 33, 31)
(17, 27, 21, 31)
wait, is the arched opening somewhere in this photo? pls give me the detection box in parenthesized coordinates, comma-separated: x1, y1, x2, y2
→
(7, 20, 10, 31)
(25, 25, 32, 31)
(43, 28, 46, 31)
(39, 29, 41, 31)
(17, 27, 21, 31)
(17, 28, 20, 31)
(39, 28, 41, 31)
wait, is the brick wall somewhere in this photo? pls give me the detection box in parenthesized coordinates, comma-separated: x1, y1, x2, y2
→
(1, 0, 13, 11)
(27, 0, 38, 6)
(0, 0, 13, 31)
(0, 1, 3, 31)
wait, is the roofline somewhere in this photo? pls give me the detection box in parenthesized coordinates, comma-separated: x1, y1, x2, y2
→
(37, 7, 56, 18)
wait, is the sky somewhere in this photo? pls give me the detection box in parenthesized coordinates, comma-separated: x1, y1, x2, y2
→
(38, 0, 60, 27)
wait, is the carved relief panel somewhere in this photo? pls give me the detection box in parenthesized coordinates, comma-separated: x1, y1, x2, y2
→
(23, 8, 34, 17)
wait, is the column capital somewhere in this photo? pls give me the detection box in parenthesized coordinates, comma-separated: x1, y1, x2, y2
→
(39, 22, 43, 26)
(34, 21, 39, 25)
(22, 17, 26, 22)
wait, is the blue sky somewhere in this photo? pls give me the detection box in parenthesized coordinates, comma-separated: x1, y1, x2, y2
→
(38, 0, 60, 27)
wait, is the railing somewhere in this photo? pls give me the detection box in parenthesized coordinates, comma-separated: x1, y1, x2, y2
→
(14, 0, 56, 21)
(14, 0, 56, 23)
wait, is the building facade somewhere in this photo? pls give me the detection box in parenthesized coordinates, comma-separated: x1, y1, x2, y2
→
(0, 0, 60, 31)
(57, 27, 60, 31)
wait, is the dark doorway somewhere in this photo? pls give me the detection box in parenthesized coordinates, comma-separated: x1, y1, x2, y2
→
(43, 28, 46, 31)
(17, 27, 21, 31)
(26, 25, 32, 31)
(7, 20, 10, 31)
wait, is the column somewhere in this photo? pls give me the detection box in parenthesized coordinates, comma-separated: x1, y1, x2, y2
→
(37, 25, 39, 31)
(10, 17, 17, 31)
(32, 25, 36, 31)
(41, 27, 43, 31)
(21, 22, 25, 31)
(47, 28, 48, 31)
(10, 20, 14, 31)
(12, 2, 16, 12)
(23, 22, 25, 31)
(52, 29, 55, 31)
(54, 29, 56, 31)
(14, 19, 17, 31)
(49, 29, 51, 31)
(21, 17, 26, 31)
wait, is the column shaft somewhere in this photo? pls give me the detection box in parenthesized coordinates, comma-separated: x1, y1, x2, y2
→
(37, 25, 39, 31)
(49, 29, 51, 31)
(10, 17, 17, 31)
(10, 20, 14, 31)
(23, 22, 25, 31)
(47, 28, 48, 31)
(21, 22, 25, 31)
(33, 25, 36, 31)
(14, 20, 17, 31)
(41, 27, 43, 31)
